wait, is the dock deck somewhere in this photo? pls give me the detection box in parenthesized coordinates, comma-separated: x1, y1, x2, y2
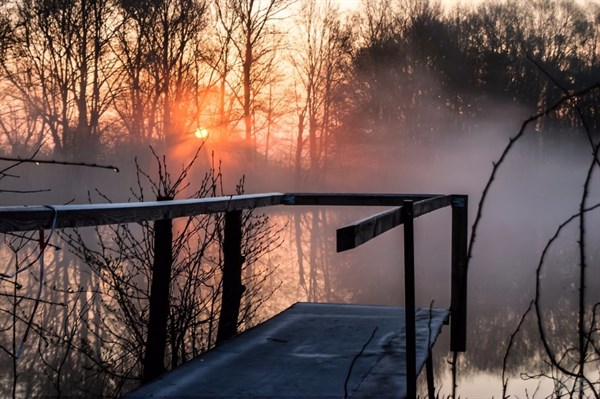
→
(127, 302, 449, 398)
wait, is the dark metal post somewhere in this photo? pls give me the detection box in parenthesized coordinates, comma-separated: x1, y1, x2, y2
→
(402, 200, 417, 399)
(450, 195, 468, 352)
(142, 196, 173, 383)
(216, 210, 244, 345)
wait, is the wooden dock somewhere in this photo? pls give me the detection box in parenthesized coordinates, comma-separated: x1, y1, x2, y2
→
(126, 302, 450, 398)
(0, 192, 468, 397)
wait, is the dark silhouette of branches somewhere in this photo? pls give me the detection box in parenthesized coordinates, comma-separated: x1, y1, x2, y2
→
(466, 82, 599, 269)
(60, 149, 283, 396)
(0, 156, 120, 173)
(474, 78, 600, 397)
(502, 300, 534, 398)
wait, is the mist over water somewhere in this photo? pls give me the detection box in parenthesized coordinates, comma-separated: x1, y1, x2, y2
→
(2, 96, 597, 398)
(233, 100, 599, 396)
(0, 0, 599, 397)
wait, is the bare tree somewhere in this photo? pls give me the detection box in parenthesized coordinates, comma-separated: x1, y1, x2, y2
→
(1, 0, 119, 160)
(112, 0, 210, 149)
(213, 0, 293, 162)
(290, 0, 350, 183)
(61, 147, 283, 395)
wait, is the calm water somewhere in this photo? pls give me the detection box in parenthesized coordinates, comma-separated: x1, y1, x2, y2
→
(1, 128, 598, 397)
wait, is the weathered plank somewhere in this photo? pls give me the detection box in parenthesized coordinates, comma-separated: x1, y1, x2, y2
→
(337, 207, 404, 252)
(336, 195, 452, 252)
(125, 302, 450, 398)
(413, 195, 452, 217)
(282, 193, 444, 206)
(0, 193, 450, 234)
(0, 193, 285, 233)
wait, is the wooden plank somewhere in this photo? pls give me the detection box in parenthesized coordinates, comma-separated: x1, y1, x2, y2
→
(0, 193, 285, 233)
(125, 302, 450, 398)
(0, 193, 452, 234)
(413, 195, 452, 217)
(336, 196, 452, 252)
(337, 207, 404, 252)
(282, 193, 443, 207)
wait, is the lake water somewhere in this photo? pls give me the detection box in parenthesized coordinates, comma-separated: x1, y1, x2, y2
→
(0, 124, 598, 397)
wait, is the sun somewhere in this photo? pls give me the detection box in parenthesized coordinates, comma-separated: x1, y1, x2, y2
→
(194, 127, 209, 140)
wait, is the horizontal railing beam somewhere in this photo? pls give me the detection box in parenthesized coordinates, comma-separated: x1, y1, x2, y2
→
(282, 193, 443, 206)
(0, 193, 285, 233)
(337, 207, 403, 252)
(0, 193, 453, 235)
(336, 195, 452, 252)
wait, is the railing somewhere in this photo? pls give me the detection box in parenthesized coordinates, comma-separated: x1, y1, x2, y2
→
(0, 192, 468, 397)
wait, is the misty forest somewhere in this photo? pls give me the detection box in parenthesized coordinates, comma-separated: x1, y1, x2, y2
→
(0, 0, 598, 397)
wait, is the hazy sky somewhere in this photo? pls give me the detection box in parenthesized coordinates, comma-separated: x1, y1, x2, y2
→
(337, 0, 486, 11)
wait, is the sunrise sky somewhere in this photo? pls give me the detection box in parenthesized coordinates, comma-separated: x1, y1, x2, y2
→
(337, 0, 487, 11)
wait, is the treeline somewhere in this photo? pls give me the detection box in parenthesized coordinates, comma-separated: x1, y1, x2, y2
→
(347, 0, 600, 147)
(0, 0, 598, 180)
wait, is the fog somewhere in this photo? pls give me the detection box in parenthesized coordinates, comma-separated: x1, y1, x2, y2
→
(240, 99, 598, 396)
(2, 91, 597, 398)
(1, 0, 599, 396)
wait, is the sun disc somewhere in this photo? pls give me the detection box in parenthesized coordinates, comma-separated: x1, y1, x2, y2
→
(195, 128, 209, 139)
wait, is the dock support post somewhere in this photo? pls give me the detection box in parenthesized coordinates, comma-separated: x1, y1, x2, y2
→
(426, 355, 435, 399)
(402, 200, 417, 399)
(216, 210, 244, 345)
(450, 195, 468, 352)
(142, 196, 174, 383)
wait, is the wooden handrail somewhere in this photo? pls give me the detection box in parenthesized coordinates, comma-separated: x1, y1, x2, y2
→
(0, 193, 285, 233)
(336, 195, 452, 252)
(0, 192, 448, 234)
(0, 191, 468, 385)
(281, 193, 444, 206)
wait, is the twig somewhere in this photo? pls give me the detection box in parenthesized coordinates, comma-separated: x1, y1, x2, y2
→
(344, 326, 378, 399)
(502, 300, 534, 398)
(0, 188, 51, 194)
(0, 156, 120, 172)
(466, 83, 600, 268)
(533, 201, 600, 398)
(525, 54, 600, 169)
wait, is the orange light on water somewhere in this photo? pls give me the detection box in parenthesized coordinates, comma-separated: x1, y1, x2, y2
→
(195, 127, 209, 140)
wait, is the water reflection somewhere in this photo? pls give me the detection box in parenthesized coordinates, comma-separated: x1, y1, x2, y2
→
(264, 205, 599, 398)
(0, 199, 598, 397)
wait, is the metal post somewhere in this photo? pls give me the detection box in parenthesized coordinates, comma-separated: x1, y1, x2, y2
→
(142, 196, 173, 383)
(402, 200, 417, 399)
(450, 195, 468, 352)
(216, 210, 244, 345)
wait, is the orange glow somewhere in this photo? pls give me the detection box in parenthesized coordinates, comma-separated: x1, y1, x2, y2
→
(195, 127, 209, 140)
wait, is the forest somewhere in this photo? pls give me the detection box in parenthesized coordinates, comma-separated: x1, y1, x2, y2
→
(0, 0, 598, 397)
(0, 0, 597, 176)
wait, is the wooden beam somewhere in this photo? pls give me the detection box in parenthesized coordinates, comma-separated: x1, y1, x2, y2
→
(217, 210, 244, 345)
(413, 195, 452, 217)
(450, 195, 468, 352)
(282, 193, 443, 207)
(0, 193, 451, 234)
(0, 193, 285, 233)
(336, 196, 452, 252)
(402, 201, 417, 399)
(337, 207, 403, 252)
(142, 196, 173, 383)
